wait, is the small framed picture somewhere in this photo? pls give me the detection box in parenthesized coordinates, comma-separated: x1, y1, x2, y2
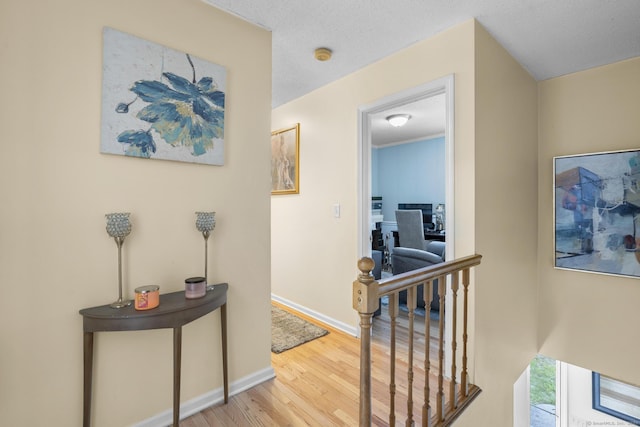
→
(592, 372, 640, 425)
(271, 124, 300, 195)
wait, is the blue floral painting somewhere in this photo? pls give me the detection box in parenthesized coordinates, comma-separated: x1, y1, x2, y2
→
(101, 27, 226, 165)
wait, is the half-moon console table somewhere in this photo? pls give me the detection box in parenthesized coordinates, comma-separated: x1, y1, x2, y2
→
(79, 283, 229, 427)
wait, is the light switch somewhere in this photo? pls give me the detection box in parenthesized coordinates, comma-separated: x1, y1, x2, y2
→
(333, 203, 341, 218)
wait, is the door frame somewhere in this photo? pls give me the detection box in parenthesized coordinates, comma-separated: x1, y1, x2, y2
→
(357, 74, 455, 261)
(356, 75, 455, 372)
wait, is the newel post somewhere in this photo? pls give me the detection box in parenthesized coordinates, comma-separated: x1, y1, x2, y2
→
(353, 257, 380, 427)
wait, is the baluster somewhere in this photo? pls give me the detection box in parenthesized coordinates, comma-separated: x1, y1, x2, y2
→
(352, 257, 380, 427)
(461, 268, 470, 397)
(423, 280, 433, 427)
(449, 272, 459, 409)
(436, 275, 446, 421)
(406, 286, 417, 427)
(351, 254, 482, 427)
(389, 292, 399, 427)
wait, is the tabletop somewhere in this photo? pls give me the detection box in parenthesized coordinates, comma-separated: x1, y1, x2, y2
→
(79, 283, 228, 332)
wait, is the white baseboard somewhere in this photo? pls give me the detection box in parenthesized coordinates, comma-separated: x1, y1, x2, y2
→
(131, 366, 276, 427)
(271, 294, 358, 337)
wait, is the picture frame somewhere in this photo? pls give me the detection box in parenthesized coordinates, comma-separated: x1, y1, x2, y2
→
(271, 124, 300, 195)
(592, 372, 640, 425)
(554, 148, 640, 278)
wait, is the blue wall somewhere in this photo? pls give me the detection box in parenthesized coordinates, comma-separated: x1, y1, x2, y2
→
(372, 136, 445, 221)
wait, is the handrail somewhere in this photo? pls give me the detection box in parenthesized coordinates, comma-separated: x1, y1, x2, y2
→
(376, 254, 482, 297)
(353, 253, 482, 426)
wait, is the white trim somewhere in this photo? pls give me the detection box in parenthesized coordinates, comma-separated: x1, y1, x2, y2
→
(357, 100, 371, 260)
(271, 294, 358, 337)
(443, 74, 455, 261)
(442, 75, 455, 378)
(558, 361, 568, 427)
(131, 366, 276, 427)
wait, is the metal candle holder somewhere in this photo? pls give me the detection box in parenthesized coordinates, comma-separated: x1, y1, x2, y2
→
(195, 212, 216, 283)
(105, 212, 132, 308)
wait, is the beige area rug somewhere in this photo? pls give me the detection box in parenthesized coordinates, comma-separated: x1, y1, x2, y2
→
(271, 306, 329, 354)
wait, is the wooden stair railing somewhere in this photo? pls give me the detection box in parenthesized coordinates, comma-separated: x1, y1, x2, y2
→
(353, 253, 482, 426)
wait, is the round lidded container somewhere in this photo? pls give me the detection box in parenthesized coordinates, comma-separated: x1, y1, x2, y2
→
(134, 285, 160, 310)
(185, 277, 207, 299)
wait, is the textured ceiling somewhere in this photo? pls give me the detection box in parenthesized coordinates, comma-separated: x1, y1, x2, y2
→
(203, 0, 640, 109)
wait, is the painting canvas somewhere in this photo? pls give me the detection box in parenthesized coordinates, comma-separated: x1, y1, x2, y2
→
(100, 27, 226, 165)
(271, 124, 300, 195)
(554, 149, 640, 278)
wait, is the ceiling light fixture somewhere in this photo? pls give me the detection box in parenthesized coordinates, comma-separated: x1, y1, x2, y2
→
(314, 47, 332, 61)
(386, 114, 411, 127)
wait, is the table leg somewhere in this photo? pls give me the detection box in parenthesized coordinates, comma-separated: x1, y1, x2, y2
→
(221, 303, 228, 403)
(83, 331, 94, 427)
(173, 326, 182, 427)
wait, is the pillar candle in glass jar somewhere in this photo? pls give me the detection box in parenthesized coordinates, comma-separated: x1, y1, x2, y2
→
(134, 285, 160, 310)
(185, 277, 206, 299)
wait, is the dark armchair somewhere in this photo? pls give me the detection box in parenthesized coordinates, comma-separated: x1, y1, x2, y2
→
(391, 241, 445, 311)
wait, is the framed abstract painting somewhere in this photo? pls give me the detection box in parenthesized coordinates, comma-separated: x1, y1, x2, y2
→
(554, 148, 640, 278)
(100, 27, 226, 165)
(271, 124, 300, 195)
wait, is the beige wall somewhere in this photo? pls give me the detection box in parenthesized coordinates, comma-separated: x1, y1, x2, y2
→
(272, 20, 540, 426)
(538, 57, 640, 385)
(3, 1, 634, 423)
(0, 1, 272, 426)
(462, 23, 539, 425)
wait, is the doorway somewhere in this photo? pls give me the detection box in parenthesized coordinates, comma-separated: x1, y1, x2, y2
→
(357, 75, 455, 371)
(357, 75, 454, 260)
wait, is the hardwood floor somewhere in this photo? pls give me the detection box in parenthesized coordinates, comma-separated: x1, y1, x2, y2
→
(181, 301, 442, 427)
